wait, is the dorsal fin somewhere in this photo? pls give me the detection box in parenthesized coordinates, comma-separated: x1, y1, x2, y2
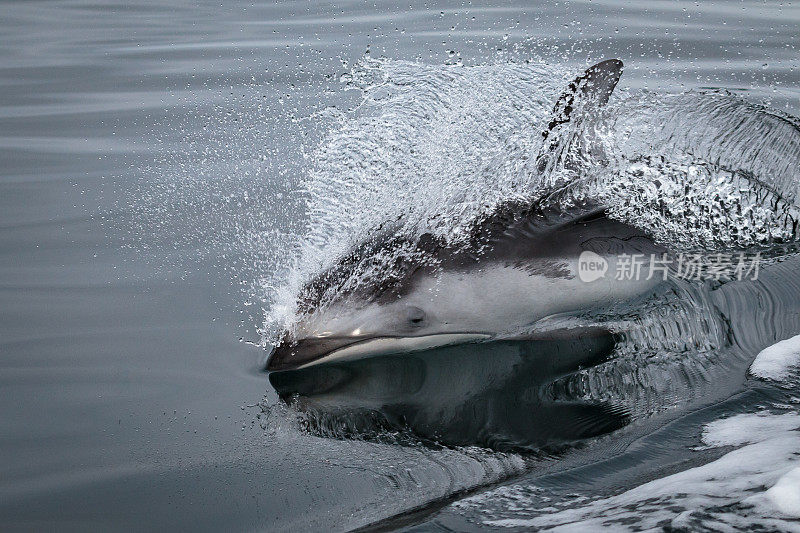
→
(542, 58, 624, 142)
(538, 59, 623, 173)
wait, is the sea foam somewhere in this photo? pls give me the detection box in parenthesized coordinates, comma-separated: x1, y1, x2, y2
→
(453, 411, 800, 531)
(749, 334, 800, 382)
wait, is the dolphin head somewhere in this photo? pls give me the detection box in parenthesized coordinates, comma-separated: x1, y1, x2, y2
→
(266, 259, 496, 371)
(266, 225, 561, 371)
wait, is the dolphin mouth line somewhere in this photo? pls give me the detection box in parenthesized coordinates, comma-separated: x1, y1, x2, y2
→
(267, 333, 492, 372)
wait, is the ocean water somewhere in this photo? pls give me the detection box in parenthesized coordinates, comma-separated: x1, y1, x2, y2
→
(1, 1, 799, 531)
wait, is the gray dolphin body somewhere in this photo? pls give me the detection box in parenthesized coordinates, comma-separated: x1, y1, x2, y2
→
(268, 59, 651, 372)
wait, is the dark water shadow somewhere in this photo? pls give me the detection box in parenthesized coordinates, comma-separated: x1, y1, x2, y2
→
(269, 331, 631, 452)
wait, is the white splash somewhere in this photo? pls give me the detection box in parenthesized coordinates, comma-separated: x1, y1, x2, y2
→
(261, 59, 800, 343)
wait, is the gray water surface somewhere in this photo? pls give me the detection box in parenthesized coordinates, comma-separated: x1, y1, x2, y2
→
(1, 1, 799, 531)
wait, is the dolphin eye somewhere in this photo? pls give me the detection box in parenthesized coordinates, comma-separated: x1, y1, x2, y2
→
(404, 306, 426, 327)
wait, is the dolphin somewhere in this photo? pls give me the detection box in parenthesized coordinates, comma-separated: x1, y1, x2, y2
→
(266, 59, 663, 373)
(265, 59, 800, 450)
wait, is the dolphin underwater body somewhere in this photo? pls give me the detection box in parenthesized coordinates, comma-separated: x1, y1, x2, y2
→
(266, 59, 800, 450)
